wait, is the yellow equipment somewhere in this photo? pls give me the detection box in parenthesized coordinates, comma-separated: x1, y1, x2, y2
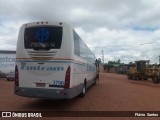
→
(127, 60, 160, 83)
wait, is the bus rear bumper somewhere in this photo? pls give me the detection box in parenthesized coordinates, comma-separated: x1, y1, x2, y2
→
(14, 86, 75, 99)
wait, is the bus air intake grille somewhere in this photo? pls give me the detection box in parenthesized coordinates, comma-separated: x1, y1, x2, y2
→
(27, 51, 58, 58)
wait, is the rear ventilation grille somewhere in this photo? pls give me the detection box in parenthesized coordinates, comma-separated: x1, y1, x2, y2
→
(27, 51, 58, 59)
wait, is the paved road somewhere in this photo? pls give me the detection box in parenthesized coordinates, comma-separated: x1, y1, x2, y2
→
(1, 73, 160, 120)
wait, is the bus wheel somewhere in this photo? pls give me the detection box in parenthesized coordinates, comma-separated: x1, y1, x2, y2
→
(79, 81, 86, 97)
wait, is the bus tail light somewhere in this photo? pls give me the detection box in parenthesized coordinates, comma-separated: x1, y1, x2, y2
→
(15, 65, 19, 86)
(64, 66, 71, 88)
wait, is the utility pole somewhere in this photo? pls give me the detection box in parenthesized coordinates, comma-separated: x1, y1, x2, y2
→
(102, 49, 104, 64)
(159, 56, 160, 65)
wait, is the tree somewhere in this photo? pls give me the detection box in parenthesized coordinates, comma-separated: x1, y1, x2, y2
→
(103, 63, 114, 72)
(117, 59, 121, 64)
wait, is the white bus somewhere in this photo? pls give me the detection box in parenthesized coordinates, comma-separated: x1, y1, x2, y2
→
(15, 21, 97, 99)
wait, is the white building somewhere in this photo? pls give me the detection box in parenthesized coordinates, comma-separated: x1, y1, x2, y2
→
(0, 50, 16, 74)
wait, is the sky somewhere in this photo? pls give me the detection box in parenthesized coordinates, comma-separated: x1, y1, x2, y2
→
(0, 0, 160, 64)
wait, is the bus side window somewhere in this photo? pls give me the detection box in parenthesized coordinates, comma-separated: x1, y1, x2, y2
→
(73, 30, 80, 56)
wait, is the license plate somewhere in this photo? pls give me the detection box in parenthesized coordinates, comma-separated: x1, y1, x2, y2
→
(36, 83, 45, 87)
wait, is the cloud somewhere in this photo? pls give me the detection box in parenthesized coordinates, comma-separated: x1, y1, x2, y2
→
(0, 0, 160, 64)
(76, 27, 160, 64)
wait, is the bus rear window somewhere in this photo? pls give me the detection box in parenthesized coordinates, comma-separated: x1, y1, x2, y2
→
(24, 26, 62, 50)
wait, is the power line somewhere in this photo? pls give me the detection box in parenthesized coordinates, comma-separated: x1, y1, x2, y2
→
(89, 41, 160, 48)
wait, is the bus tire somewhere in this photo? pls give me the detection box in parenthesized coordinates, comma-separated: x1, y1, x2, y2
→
(79, 80, 86, 97)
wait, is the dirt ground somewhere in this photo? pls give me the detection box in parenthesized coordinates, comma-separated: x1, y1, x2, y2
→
(1, 73, 160, 120)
